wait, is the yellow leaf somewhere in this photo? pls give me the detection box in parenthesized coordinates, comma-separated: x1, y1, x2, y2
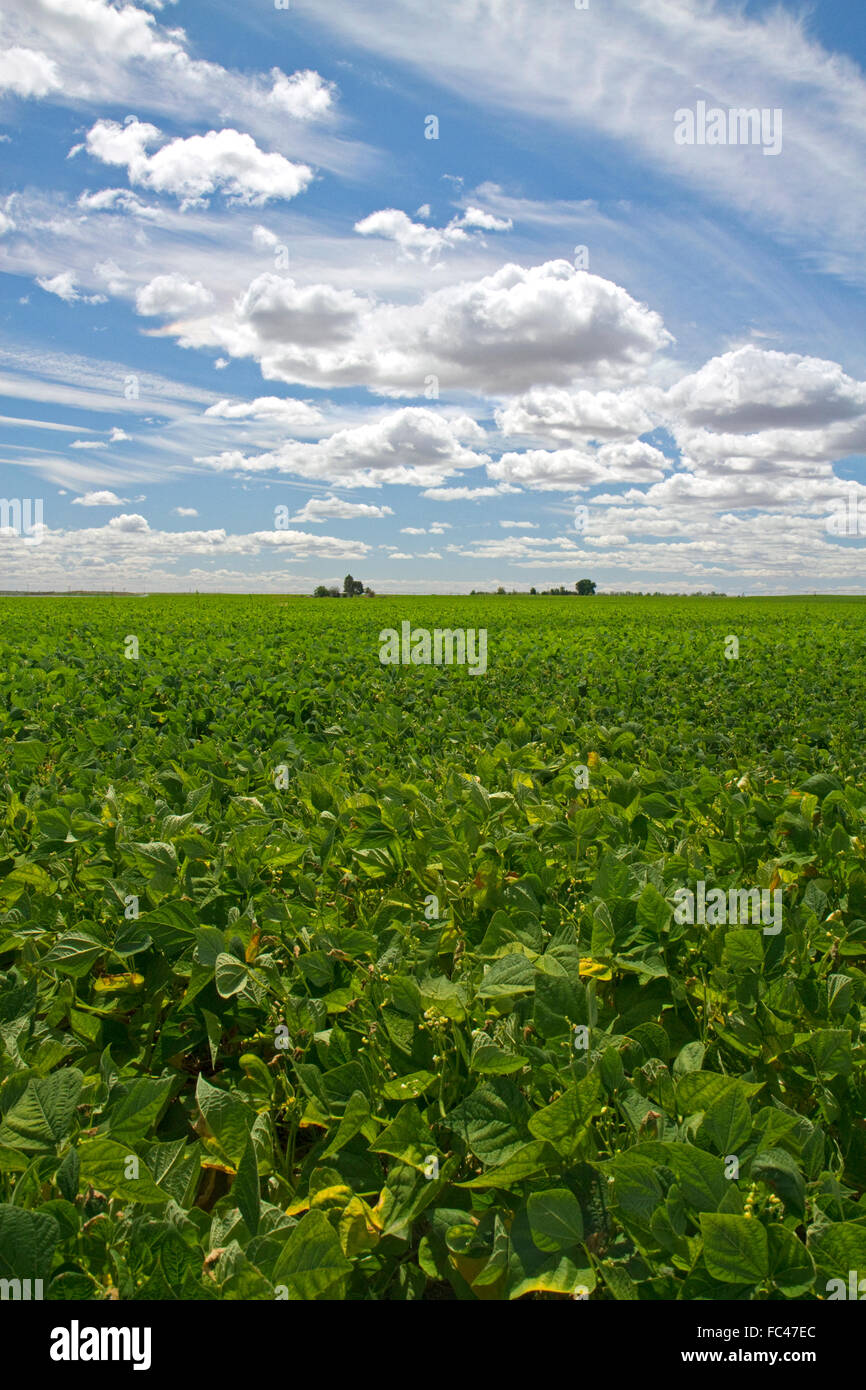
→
(579, 958, 612, 980)
(93, 973, 144, 993)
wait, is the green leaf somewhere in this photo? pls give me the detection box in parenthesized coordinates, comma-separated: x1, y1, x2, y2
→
(271, 1210, 353, 1299)
(636, 1141, 727, 1214)
(805, 1029, 852, 1078)
(528, 1074, 603, 1159)
(697, 1085, 753, 1155)
(722, 929, 764, 971)
(458, 1141, 556, 1189)
(41, 930, 106, 978)
(505, 1202, 595, 1300)
(369, 1103, 434, 1171)
(195, 1075, 255, 1166)
(201, 1009, 223, 1068)
(77, 1139, 169, 1203)
(676, 1071, 761, 1116)
(445, 1079, 531, 1166)
(768, 1224, 814, 1295)
(635, 883, 671, 937)
(233, 1134, 260, 1237)
(751, 1149, 806, 1220)
(700, 1214, 769, 1284)
(598, 1151, 663, 1242)
(0, 1068, 84, 1153)
(477, 953, 536, 1000)
(527, 1188, 584, 1252)
(0, 1204, 59, 1282)
(809, 1221, 866, 1279)
(673, 1040, 706, 1077)
(214, 953, 249, 998)
(101, 1076, 175, 1143)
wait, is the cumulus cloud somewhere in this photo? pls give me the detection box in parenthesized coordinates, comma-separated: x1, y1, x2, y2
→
(354, 208, 469, 259)
(459, 206, 512, 231)
(36, 271, 105, 304)
(196, 407, 490, 488)
(173, 506, 198, 516)
(135, 273, 214, 316)
(72, 490, 127, 506)
(353, 204, 511, 260)
(204, 395, 323, 428)
(0, 47, 60, 97)
(666, 347, 866, 434)
(422, 484, 520, 501)
(291, 495, 394, 522)
(488, 439, 669, 491)
(180, 260, 671, 395)
(84, 118, 314, 206)
(497, 385, 655, 443)
(108, 512, 150, 532)
(267, 68, 335, 119)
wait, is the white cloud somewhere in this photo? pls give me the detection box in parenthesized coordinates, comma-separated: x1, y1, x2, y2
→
(422, 484, 520, 501)
(72, 490, 127, 506)
(70, 439, 107, 449)
(500, 520, 536, 528)
(204, 395, 323, 428)
(292, 495, 394, 522)
(135, 273, 214, 316)
(299, 0, 866, 285)
(173, 506, 198, 516)
(196, 407, 490, 488)
(35, 271, 105, 304)
(85, 119, 314, 207)
(353, 205, 511, 261)
(109, 512, 150, 532)
(0, 47, 60, 98)
(110, 428, 131, 442)
(488, 440, 669, 491)
(182, 260, 671, 394)
(459, 206, 512, 232)
(252, 225, 279, 250)
(666, 346, 866, 436)
(267, 68, 335, 120)
(497, 385, 655, 443)
(400, 526, 426, 534)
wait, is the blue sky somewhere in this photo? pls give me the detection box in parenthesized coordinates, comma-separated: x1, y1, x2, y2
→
(0, 0, 864, 593)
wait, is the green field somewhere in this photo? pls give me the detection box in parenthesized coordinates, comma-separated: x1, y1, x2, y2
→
(1, 594, 865, 1300)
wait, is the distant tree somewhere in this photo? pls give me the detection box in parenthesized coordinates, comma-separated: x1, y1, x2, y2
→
(343, 573, 365, 597)
(313, 585, 330, 597)
(496, 585, 506, 594)
(364, 586, 376, 597)
(529, 586, 537, 595)
(575, 578, 597, 595)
